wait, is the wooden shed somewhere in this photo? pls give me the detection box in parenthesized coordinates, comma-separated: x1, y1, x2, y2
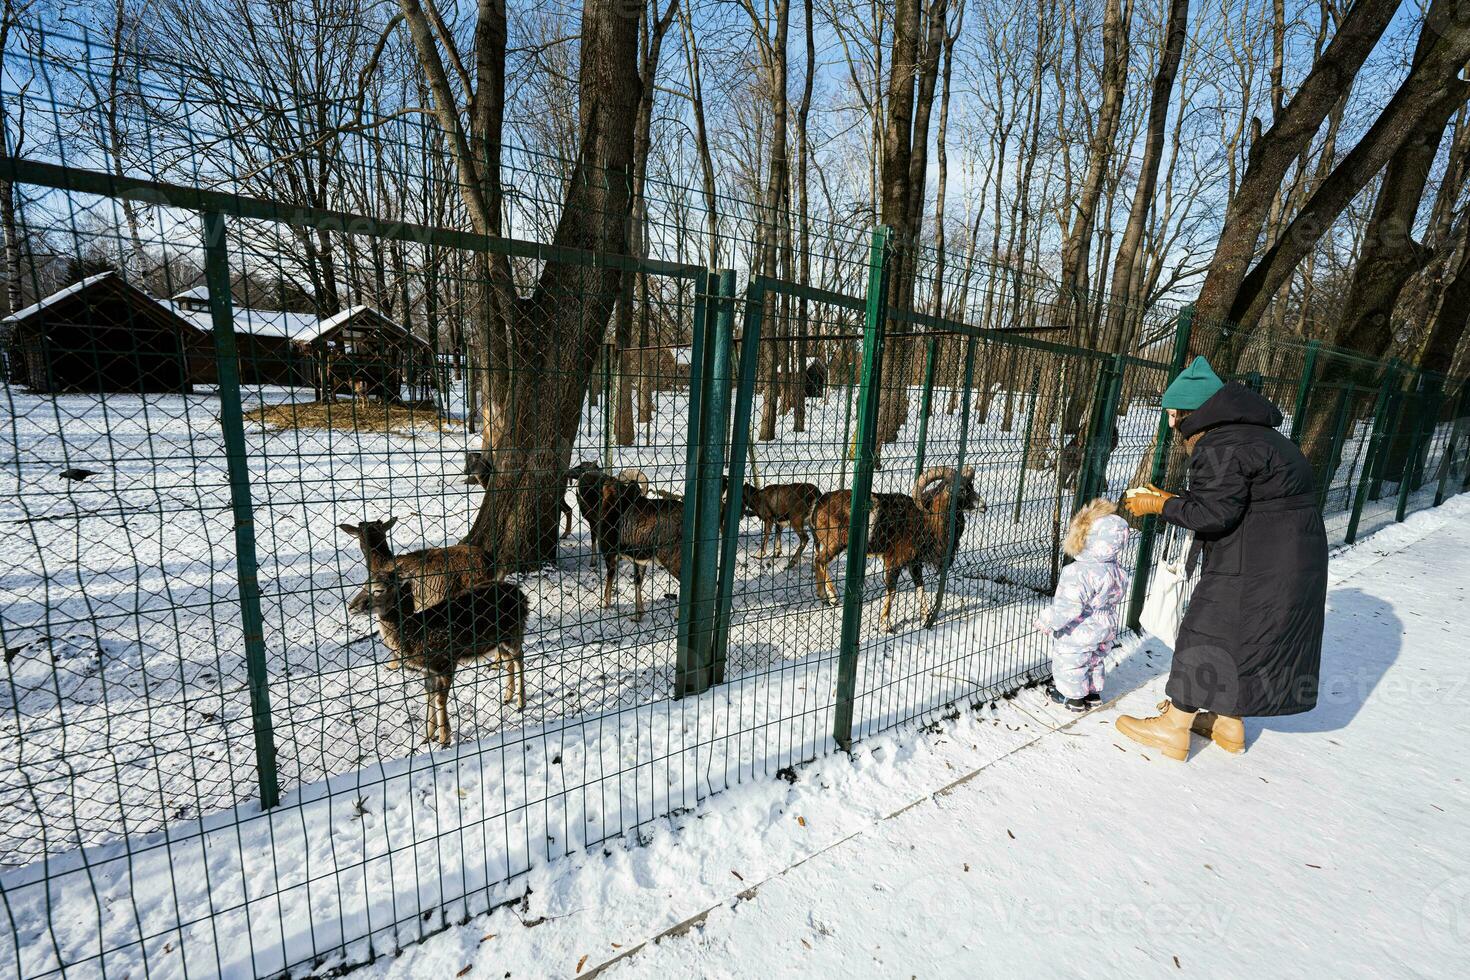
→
(170, 287, 317, 388)
(2, 272, 208, 394)
(306, 305, 437, 402)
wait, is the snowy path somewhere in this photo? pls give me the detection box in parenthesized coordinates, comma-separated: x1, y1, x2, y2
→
(359, 495, 1470, 980)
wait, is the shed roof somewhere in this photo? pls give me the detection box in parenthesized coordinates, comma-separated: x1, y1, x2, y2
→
(3, 272, 115, 324)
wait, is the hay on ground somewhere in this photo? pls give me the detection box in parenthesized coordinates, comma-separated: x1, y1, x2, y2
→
(250, 398, 460, 436)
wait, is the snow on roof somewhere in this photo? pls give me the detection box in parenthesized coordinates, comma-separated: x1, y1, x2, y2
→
(170, 303, 321, 341)
(171, 285, 212, 302)
(315, 305, 433, 348)
(2, 271, 116, 323)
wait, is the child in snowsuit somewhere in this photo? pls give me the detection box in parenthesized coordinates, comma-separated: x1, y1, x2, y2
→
(1036, 498, 1132, 711)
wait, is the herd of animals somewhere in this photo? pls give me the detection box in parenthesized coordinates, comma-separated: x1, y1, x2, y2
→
(337, 456, 986, 746)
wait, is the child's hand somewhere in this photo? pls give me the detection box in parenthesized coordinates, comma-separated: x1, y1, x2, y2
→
(1032, 616, 1051, 636)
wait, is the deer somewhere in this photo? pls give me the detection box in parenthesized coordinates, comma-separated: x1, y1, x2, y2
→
(339, 518, 496, 668)
(810, 465, 984, 632)
(366, 568, 529, 746)
(465, 453, 605, 539)
(590, 476, 684, 621)
(739, 481, 821, 568)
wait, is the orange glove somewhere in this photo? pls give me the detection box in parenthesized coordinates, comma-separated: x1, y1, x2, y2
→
(1123, 483, 1175, 517)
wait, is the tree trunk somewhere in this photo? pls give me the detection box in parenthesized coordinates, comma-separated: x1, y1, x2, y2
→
(1191, 0, 1400, 332)
(874, 0, 946, 448)
(1233, 18, 1470, 330)
(1101, 0, 1186, 354)
(678, 1, 719, 266)
(400, 0, 642, 568)
(756, 0, 791, 443)
(793, 0, 816, 434)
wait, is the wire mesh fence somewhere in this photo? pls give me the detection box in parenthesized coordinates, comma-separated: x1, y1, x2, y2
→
(3, 28, 1470, 980)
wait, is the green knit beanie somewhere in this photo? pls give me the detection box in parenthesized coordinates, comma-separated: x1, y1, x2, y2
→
(1161, 355, 1224, 410)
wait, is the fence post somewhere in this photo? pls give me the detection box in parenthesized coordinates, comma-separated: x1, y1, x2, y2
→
(1072, 360, 1114, 513)
(912, 335, 939, 482)
(675, 272, 715, 698)
(833, 227, 891, 752)
(711, 278, 767, 683)
(693, 271, 737, 685)
(1434, 381, 1470, 507)
(1288, 340, 1321, 443)
(924, 333, 977, 629)
(1012, 366, 1041, 524)
(1346, 360, 1399, 544)
(1080, 353, 1125, 505)
(1369, 368, 1410, 504)
(1317, 385, 1353, 513)
(601, 342, 613, 467)
(1396, 373, 1439, 522)
(1126, 309, 1193, 630)
(202, 212, 279, 810)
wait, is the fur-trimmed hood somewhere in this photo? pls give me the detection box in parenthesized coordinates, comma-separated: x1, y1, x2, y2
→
(1077, 513, 1130, 564)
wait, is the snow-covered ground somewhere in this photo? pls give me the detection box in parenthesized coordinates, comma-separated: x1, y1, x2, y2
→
(342, 491, 1470, 979)
(0, 372, 1460, 978)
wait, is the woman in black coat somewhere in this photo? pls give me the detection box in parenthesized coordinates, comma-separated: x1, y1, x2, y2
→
(1120, 365, 1328, 761)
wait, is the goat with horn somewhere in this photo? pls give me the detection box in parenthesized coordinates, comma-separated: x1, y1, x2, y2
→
(810, 464, 985, 632)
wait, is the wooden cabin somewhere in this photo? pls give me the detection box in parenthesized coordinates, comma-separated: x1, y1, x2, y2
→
(169, 287, 317, 388)
(2, 273, 209, 394)
(306, 305, 437, 403)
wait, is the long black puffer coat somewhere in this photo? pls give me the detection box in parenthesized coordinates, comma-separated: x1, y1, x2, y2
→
(1160, 383, 1328, 716)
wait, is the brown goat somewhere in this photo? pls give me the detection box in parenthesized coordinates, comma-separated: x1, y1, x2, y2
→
(340, 517, 496, 667)
(590, 478, 684, 620)
(741, 481, 820, 567)
(810, 466, 984, 631)
(368, 568, 529, 745)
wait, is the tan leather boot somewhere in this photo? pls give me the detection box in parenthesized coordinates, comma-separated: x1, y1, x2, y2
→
(1115, 700, 1196, 761)
(1191, 712, 1245, 754)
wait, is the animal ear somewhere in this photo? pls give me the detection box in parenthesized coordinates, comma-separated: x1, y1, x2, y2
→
(384, 516, 398, 530)
(338, 523, 358, 535)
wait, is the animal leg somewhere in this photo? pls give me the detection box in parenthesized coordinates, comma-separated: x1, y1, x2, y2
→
(561, 502, 572, 538)
(502, 651, 516, 705)
(757, 522, 770, 558)
(787, 521, 808, 570)
(880, 561, 902, 633)
(813, 551, 831, 603)
(910, 563, 931, 626)
(773, 524, 784, 559)
(603, 554, 618, 609)
(422, 676, 436, 744)
(514, 651, 526, 710)
(435, 677, 451, 746)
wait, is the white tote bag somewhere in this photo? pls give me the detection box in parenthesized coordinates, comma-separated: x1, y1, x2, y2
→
(1139, 525, 1194, 647)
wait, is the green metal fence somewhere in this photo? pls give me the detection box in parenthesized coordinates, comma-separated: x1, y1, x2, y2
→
(1, 30, 1468, 980)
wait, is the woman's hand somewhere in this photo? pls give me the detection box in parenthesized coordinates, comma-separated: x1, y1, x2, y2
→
(1124, 483, 1175, 517)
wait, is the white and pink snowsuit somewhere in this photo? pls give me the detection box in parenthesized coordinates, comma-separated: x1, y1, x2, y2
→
(1038, 514, 1132, 699)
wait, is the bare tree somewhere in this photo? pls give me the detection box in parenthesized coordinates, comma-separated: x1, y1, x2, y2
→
(398, 0, 643, 567)
(1191, 0, 1401, 334)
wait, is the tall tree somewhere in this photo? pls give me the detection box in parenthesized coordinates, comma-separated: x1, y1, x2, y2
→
(873, 0, 947, 447)
(1233, 10, 1470, 333)
(1101, 0, 1187, 354)
(1191, 0, 1401, 335)
(398, 0, 643, 567)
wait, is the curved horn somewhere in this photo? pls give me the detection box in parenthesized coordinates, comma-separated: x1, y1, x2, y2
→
(912, 465, 956, 502)
(617, 468, 651, 493)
